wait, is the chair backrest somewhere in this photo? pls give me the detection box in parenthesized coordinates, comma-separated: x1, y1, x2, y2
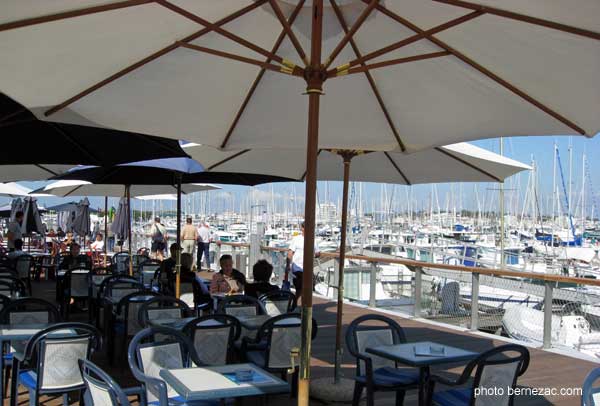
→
(138, 296, 192, 328)
(112, 253, 130, 274)
(0, 279, 26, 299)
(128, 327, 202, 404)
(217, 295, 266, 317)
(78, 359, 130, 406)
(457, 344, 529, 406)
(259, 290, 296, 316)
(65, 269, 91, 298)
(0, 298, 61, 324)
(0, 294, 10, 313)
(100, 276, 144, 302)
(24, 323, 101, 393)
(139, 259, 161, 286)
(255, 313, 308, 370)
(131, 254, 150, 269)
(583, 367, 600, 406)
(75, 254, 93, 270)
(118, 292, 161, 336)
(183, 315, 241, 366)
(346, 315, 406, 376)
(0, 268, 19, 278)
(15, 255, 34, 279)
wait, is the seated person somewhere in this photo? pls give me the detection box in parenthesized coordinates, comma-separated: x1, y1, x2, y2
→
(59, 243, 82, 270)
(210, 254, 246, 294)
(89, 233, 104, 251)
(158, 243, 195, 295)
(245, 260, 279, 298)
(7, 238, 26, 263)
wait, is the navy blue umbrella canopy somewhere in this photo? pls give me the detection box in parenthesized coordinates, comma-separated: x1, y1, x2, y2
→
(49, 158, 296, 186)
(72, 198, 91, 237)
(0, 93, 190, 170)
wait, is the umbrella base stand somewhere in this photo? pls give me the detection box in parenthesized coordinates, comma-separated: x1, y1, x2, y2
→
(310, 377, 356, 403)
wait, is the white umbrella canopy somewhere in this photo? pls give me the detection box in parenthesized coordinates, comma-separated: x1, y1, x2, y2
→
(34, 180, 219, 198)
(186, 142, 530, 183)
(0, 1, 597, 151)
(0, 182, 32, 198)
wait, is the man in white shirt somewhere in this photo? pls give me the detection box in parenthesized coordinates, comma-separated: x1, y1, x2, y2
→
(90, 234, 104, 251)
(7, 211, 23, 252)
(197, 222, 212, 270)
(287, 222, 320, 299)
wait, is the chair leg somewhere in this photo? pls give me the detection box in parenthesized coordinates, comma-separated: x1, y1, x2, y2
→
(4, 365, 10, 398)
(365, 385, 375, 406)
(62, 393, 68, 406)
(352, 383, 363, 406)
(395, 390, 405, 406)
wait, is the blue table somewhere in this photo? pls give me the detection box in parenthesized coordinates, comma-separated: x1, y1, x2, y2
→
(160, 363, 289, 401)
(366, 341, 478, 406)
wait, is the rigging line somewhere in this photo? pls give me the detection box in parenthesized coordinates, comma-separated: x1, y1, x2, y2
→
(556, 148, 579, 244)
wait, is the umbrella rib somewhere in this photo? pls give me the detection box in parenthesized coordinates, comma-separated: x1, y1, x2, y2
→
(383, 152, 411, 185)
(44, 1, 267, 117)
(432, 0, 600, 41)
(268, 0, 309, 66)
(35, 164, 59, 176)
(220, 0, 307, 149)
(179, 43, 303, 77)
(0, 0, 153, 32)
(435, 147, 502, 182)
(207, 149, 251, 171)
(324, 0, 380, 69)
(301, 149, 322, 181)
(157, 0, 293, 68)
(330, 51, 451, 77)
(327, 10, 483, 76)
(329, 0, 406, 152)
(47, 122, 101, 165)
(368, 1, 587, 135)
(63, 184, 85, 198)
(0, 108, 29, 124)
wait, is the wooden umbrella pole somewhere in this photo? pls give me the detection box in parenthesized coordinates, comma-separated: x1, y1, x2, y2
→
(334, 152, 355, 383)
(127, 185, 132, 276)
(175, 174, 182, 299)
(104, 196, 108, 267)
(298, 1, 324, 405)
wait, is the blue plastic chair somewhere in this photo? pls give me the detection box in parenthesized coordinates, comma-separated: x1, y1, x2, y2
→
(79, 359, 139, 406)
(582, 367, 600, 406)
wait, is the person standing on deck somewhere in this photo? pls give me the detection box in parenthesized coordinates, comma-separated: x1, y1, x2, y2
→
(7, 211, 23, 252)
(181, 217, 198, 268)
(197, 221, 212, 270)
(151, 217, 168, 261)
(287, 222, 320, 303)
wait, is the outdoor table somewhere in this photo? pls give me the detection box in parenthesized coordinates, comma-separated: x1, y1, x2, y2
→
(366, 341, 478, 406)
(159, 363, 289, 401)
(0, 323, 70, 399)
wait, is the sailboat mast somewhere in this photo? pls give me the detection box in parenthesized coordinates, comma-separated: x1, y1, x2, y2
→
(500, 137, 505, 268)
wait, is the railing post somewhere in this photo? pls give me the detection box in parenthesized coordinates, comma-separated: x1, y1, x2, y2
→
(369, 261, 377, 308)
(470, 272, 479, 331)
(414, 266, 422, 317)
(543, 281, 554, 349)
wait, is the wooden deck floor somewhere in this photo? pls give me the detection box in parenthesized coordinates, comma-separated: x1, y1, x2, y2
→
(5, 280, 597, 406)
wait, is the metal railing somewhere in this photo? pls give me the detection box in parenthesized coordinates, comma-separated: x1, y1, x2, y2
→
(215, 240, 600, 358)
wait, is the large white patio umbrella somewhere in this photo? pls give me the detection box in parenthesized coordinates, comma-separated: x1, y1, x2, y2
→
(184, 141, 531, 385)
(2, 2, 598, 401)
(35, 180, 219, 198)
(0, 183, 32, 198)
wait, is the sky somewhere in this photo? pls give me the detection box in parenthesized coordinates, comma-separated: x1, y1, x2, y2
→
(10, 134, 600, 218)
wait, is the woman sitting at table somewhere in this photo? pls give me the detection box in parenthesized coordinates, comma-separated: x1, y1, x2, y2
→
(245, 260, 279, 298)
(210, 254, 246, 294)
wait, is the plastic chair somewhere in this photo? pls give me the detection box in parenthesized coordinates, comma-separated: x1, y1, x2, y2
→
(14, 255, 34, 295)
(0, 278, 27, 299)
(426, 344, 530, 406)
(138, 297, 192, 328)
(346, 315, 420, 406)
(112, 252, 130, 275)
(258, 290, 297, 316)
(242, 313, 316, 395)
(0, 298, 62, 399)
(110, 291, 161, 363)
(216, 295, 266, 317)
(582, 367, 600, 406)
(182, 315, 241, 366)
(9, 322, 101, 406)
(62, 269, 91, 320)
(127, 327, 207, 406)
(138, 259, 161, 288)
(78, 359, 142, 406)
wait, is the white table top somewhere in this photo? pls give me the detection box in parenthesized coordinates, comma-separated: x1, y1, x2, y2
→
(160, 363, 288, 401)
